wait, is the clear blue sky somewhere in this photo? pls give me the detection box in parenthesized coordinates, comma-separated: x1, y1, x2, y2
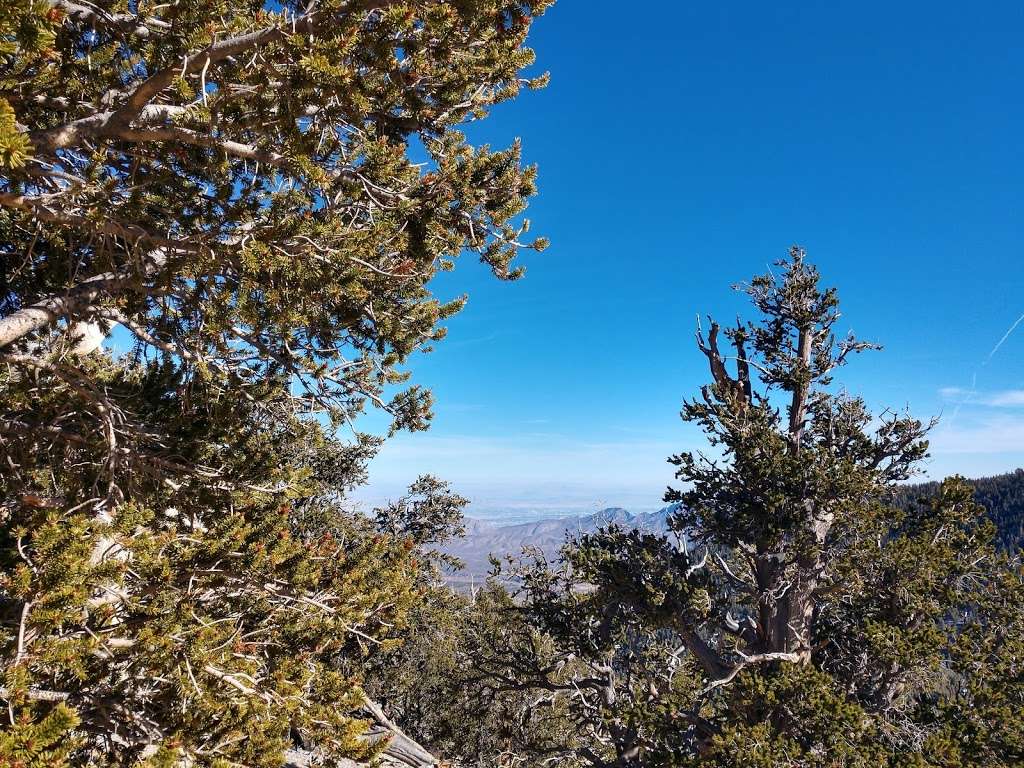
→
(358, 1, 1024, 520)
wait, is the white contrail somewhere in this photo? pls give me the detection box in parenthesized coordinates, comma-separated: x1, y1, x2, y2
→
(986, 312, 1024, 364)
(941, 311, 1023, 434)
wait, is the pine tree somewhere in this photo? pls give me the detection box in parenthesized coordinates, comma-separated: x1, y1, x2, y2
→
(468, 250, 1024, 767)
(1, 1, 550, 764)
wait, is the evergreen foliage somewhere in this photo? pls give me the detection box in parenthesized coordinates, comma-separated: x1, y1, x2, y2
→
(894, 468, 1024, 551)
(0, 0, 550, 764)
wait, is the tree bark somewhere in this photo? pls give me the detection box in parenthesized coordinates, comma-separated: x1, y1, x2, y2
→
(788, 326, 813, 452)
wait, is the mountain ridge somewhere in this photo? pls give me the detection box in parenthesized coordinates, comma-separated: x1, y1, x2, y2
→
(443, 505, 680, 581)
(444, 468, 1024, 583)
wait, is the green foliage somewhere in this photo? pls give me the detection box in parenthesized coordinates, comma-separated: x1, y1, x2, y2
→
(368, 582, 594, 767)
(893, 467, 1024, 550)
(2, 1, 551, 433)
(0, 701, 80, 768)
(374, 474, 468, 572)
(1, 358, 425, 765)
(0, 1, 550, 763)
(704, 666, 888, 768)
(0, 98, 31, 168)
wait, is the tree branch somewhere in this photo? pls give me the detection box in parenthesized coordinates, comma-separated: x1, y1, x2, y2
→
(113, 125, 289, 167)
(360, 697, 437, 767)
(0, 192, 196, 251)
(700, 651, 802, 694)
(0, 249, 168, 349)
(52, 0, 172, 40)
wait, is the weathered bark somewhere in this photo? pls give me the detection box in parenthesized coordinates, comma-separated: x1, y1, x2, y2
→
(773, 323, 822, 662)
(788, 325, 813, 452)
(284, 697, 438, 768)
(772, 568, 816, 663)
(361, 697, 438, 767)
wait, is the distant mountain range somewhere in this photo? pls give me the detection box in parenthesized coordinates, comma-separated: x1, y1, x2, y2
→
(442, 469, 1024, 586)
(442, 506, 679, 583)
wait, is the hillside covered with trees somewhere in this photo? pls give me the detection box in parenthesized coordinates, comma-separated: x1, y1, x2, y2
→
(895, 469, 1024, 552)
(1, 3, 1022, 768)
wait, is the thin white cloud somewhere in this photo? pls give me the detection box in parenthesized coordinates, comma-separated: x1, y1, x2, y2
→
(929, 388, 1024, 477)
(938, 387, 1024, 408)
(939, 386, 970, 399)
(930, 414, 1024, 455)
(355, 406, 1024, 517)
(943, 309, 1023, 427)
(985, 390, 1024, 407)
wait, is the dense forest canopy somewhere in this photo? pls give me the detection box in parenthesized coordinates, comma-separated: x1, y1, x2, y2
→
(895, 468, 1024, 552)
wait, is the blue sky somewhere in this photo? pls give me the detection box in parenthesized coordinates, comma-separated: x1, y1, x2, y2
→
(355, 1, 1024, 519)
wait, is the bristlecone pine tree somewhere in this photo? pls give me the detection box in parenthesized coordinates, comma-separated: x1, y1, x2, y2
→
(0, 1, 550, 765)
(466, 250, 1023, 767)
